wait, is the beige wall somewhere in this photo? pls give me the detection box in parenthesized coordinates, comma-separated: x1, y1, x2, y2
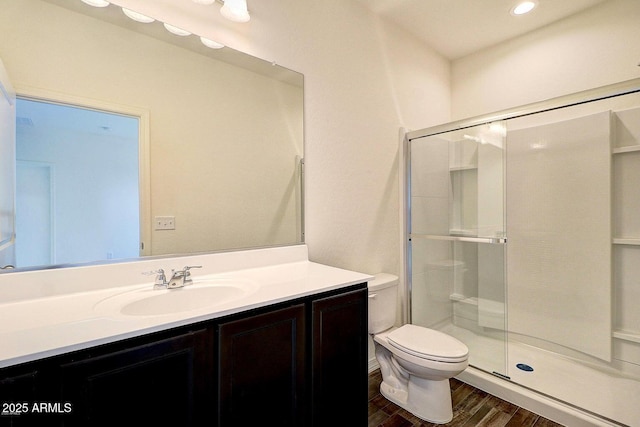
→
(109, 0, 451, 277)
(112, 0, 640, 277)
(451, 0, 640, 119)
(3, 0, 638, 292)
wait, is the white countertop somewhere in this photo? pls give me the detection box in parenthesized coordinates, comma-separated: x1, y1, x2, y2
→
(0, 245, 372, 369)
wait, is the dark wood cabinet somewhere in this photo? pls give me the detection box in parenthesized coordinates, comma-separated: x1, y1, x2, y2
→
(310, 288, 368, 426)
(0, 369, 41, 427)
(0, 370, 39, 403)
(218, 304, 305, 427)
(0, 283, 367, 427)
(59, 328, 214, 427)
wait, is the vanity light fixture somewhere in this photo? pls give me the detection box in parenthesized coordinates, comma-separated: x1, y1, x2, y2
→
(163, 23, 192, 36)
(511, 1, 538, 16)
(122, 8, 155, 23)
(200, 37, 225, 49)
(220, 0, 250, 23)
(81, 0, 110, 7)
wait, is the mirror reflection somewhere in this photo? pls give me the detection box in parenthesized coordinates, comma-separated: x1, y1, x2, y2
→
(0, 0, 305, 272)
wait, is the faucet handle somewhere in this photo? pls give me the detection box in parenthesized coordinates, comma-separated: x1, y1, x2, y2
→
(143, 269, 167, 288)
(154, 268, 167, 284)
(182, 265, 202, 278)
(182, 265, 202, 285)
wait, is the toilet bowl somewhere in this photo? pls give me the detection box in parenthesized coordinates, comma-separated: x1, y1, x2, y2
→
(368, 273, 469, 424)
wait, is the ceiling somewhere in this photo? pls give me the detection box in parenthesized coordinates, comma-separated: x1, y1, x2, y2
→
(353, 0, 608, 60)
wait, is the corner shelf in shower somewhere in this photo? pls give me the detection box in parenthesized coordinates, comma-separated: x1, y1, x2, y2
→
(449, 165, 478, 171)
(613, 238, 640, 246)
(449, 228, 477, 237)
(613, 330, 640, 344)
(612, 146, 640, 154)
(410, 233, 507, 244)
(611, 106, 640, 364)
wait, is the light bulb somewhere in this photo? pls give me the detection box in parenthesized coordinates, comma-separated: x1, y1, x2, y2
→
(81, 0, 110, 7)
(163, 23, 191, 37)
(122, 8, 155, 23)
(200, 37, 225, 49)
(192, 0, 216, 4)
(220, 0, 250, 23)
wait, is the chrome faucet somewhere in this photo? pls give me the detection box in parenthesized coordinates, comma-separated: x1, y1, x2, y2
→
(182, 265, 202, 285)
(167, 269, 186, 289)
(153, 269, 167, 289)
(167, 265, 202, 289)
(146, 266, 202, 289)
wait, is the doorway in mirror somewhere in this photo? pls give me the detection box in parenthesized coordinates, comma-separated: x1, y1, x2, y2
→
(15, 98, 140, 268)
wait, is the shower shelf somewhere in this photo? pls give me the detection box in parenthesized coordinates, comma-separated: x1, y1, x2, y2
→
(449, 165, 477, 171)
(612, 146, 640, 154)
(613, 330, 640, 344)
(612, 238, 640, 245)
(410, 233, 507, 244)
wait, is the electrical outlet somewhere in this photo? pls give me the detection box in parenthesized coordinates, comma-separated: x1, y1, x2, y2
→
(154, 216, 175, 230)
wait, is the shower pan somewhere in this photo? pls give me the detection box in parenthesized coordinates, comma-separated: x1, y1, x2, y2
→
(404, 78, 640, 426)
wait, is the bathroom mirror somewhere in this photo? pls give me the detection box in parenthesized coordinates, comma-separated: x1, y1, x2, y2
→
(0, 0, 304, 272)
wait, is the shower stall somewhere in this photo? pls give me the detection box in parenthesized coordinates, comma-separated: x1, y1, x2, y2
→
(404, 79, 640, 426)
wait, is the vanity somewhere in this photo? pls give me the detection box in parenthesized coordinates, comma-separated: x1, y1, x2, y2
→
(0, 1, 368, 425)
(0, 245, 371, 426)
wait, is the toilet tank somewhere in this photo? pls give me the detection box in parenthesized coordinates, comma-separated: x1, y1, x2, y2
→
(368, 273, 399, 334)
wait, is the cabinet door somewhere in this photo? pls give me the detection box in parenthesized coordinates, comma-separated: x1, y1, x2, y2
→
(0, 369, 40, 427)
(311, 288, 368, 426)
(59, 328, 213, 427)
(218, 304, 305, 427)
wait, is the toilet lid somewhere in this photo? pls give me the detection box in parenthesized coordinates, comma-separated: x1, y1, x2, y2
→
(387, 325, 468, 363)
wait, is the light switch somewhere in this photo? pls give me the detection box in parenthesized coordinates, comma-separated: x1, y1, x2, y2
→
(155, 216, 175, 230)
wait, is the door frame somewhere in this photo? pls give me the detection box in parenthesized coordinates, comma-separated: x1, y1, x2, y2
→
(0, 59, 16, 266)
(16, 160, 55, 265)
(15, 84, 151, 256)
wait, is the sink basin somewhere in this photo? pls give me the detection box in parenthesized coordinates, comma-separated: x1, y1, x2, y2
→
(94, 278, 258, 317)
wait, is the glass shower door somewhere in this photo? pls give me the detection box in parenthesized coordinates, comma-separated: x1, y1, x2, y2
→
(408, 121, 508, 377)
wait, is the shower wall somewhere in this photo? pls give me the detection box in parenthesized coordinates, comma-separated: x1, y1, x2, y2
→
(507, 111, 612, 362)
(407, 84, 640, 425)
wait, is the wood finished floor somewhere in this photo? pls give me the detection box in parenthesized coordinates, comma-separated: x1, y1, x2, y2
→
(368, 370, 565, 427)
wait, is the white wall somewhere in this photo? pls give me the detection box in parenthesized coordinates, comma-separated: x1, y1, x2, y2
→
(109, 0, 451, 276)
(451, 0, 640, 120)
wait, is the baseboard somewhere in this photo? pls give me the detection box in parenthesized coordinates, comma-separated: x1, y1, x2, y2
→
(368, 357, 380, 374)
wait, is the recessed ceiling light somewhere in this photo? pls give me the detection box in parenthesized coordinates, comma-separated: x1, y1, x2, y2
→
(511, 1, 538, 16)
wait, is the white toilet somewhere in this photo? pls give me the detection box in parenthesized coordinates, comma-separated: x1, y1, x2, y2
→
(368, 273, 469, 424)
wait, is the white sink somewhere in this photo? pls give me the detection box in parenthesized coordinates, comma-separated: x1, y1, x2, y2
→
(94, 278, 258, 317)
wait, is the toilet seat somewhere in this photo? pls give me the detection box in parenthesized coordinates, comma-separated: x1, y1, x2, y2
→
(387, 325, 468, 363)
